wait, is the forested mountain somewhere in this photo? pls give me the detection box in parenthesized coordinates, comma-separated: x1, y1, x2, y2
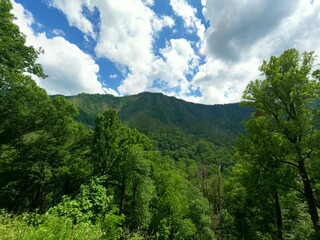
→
(65, 92, 252, 145)
(1, 1, 320, 239)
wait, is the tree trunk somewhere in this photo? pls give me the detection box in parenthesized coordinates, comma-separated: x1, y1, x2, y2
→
(217, 163, 222, 213)
(274, 191, 283, 240)
(120, 175, 126, 214)
(298, 160, 320, 236)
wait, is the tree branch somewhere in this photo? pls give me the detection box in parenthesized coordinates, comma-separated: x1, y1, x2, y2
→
(280, 160, 299, 169)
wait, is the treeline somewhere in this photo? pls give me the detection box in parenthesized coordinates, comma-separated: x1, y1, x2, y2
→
(1, 0, 320, 239)
(66, 91, 252, 147)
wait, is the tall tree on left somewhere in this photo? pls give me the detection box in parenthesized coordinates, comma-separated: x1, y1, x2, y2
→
(0, 0, 91, 213)
(0, 0, 49, 144)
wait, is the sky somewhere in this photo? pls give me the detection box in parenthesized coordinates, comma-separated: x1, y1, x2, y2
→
(10, 0, 320, 104)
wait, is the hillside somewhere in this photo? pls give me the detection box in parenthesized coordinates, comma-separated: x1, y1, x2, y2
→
(65, 92, 252, 145)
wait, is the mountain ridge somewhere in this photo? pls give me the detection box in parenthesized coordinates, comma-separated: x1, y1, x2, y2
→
(63, 92, 253, 145)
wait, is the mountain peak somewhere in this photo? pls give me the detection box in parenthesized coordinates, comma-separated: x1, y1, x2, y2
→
(65, 92, 252, 145)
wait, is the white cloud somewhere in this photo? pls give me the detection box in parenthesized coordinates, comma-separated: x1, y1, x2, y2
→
(94, 0, 156, 67)
(192, 0, 320, 104)
(103, 87, 119, 96)
(10, 0, 34, 37)
(52, 28, 65, 36)
(12, 0, 320, 104)
(118, 38, 199, 98)
(268, 0, 320, 54)
(49, 0, 174, 65)
(40, 0, 200, 99)
(11, 0, 104, 96)
(170, 0, 205, 40)
(157, 38, 199, 94)
(142, 0, 154, 7)
(92, 0, 178, 95)
(47, 0, 96, 38)
(49, 0, 174, 95)
(201, 0, 298, 61)
(109, 74, 118, 79)
(193, 57, 260, 104)
(35, 34, 102, 95)
(152, 15, 175, 32)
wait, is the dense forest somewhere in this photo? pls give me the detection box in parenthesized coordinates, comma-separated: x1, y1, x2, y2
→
(64, 91, 253, 146)
(1, 0, 320, 239)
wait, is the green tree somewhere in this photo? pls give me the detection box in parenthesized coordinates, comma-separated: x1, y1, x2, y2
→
(0, 0, 49, 145)
(233, 135, 286, 239)
(91, 109, 122, 176)
(0, 96, 92, 212)
(0, 0, 46, 77)
(49, 177, 124, 239)
(150, 154, 215, 240)
(0, 0, 92, 213)
(91, 110, 155, 231)
(240, 49, 320, 237)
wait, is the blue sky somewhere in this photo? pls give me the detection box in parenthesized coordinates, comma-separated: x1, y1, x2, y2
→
(11, 0, 320, 104)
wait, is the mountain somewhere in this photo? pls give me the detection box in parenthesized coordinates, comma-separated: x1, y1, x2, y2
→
(64, 92, 253, 145)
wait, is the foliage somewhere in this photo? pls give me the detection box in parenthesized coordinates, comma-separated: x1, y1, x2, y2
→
(232, 48, 320, 239)
(0, 0, 92, 213)
(2, 1, 320, 238)
(49, 177, 124, 239)
(0, 210, 103, 240)
(0, 0, 48, 145)
(0, 0, 46, 77)
(91, 110, 155, 231)
(67, 92, 252, 145)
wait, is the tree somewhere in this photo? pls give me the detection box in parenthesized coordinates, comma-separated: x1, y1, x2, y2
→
(0, 0, 92, 213)
(0, 96, 92, 212)
(91, 109, 122, 176)
(150, 154, 215, 240)
(240, 49, 320, 237)
(49, 177, 124, 239)
(0, 0, 46, 77)
(91, 110, 155, 231)
(0, 0, 49, 145)
(233, 133, 288, 239)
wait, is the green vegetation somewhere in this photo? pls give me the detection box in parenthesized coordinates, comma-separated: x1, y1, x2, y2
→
(66, 92, 252, 146)
(230, 49, 320, 239)
(1, 0, 320, 239)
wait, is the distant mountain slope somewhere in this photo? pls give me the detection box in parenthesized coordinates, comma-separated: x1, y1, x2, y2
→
(65, 92, 252, 145)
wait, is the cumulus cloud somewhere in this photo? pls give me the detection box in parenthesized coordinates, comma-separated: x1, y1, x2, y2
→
(10, 0, 34, 37)
(266, 1, 320, 54)
(142, 0, 154, 7)
(11, 0, 104, 95)
(35, 34, 102, 95)
(94, 0, 157, 66)
(92, 0, 166, 95)
(118, 37, 199, 97)
(157, 38, 199, 94)
(202, 0, 298, 61)
(116, 37, 200, 98)
(193, 57, 260, 103)
(47, 0, 96, 38)
(12, 0, 320, 104)
(49, 0, 177, 95)
(192, 0, 320, 104)
(152, 16, 175, 32)
(170, 0, 205, 40)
